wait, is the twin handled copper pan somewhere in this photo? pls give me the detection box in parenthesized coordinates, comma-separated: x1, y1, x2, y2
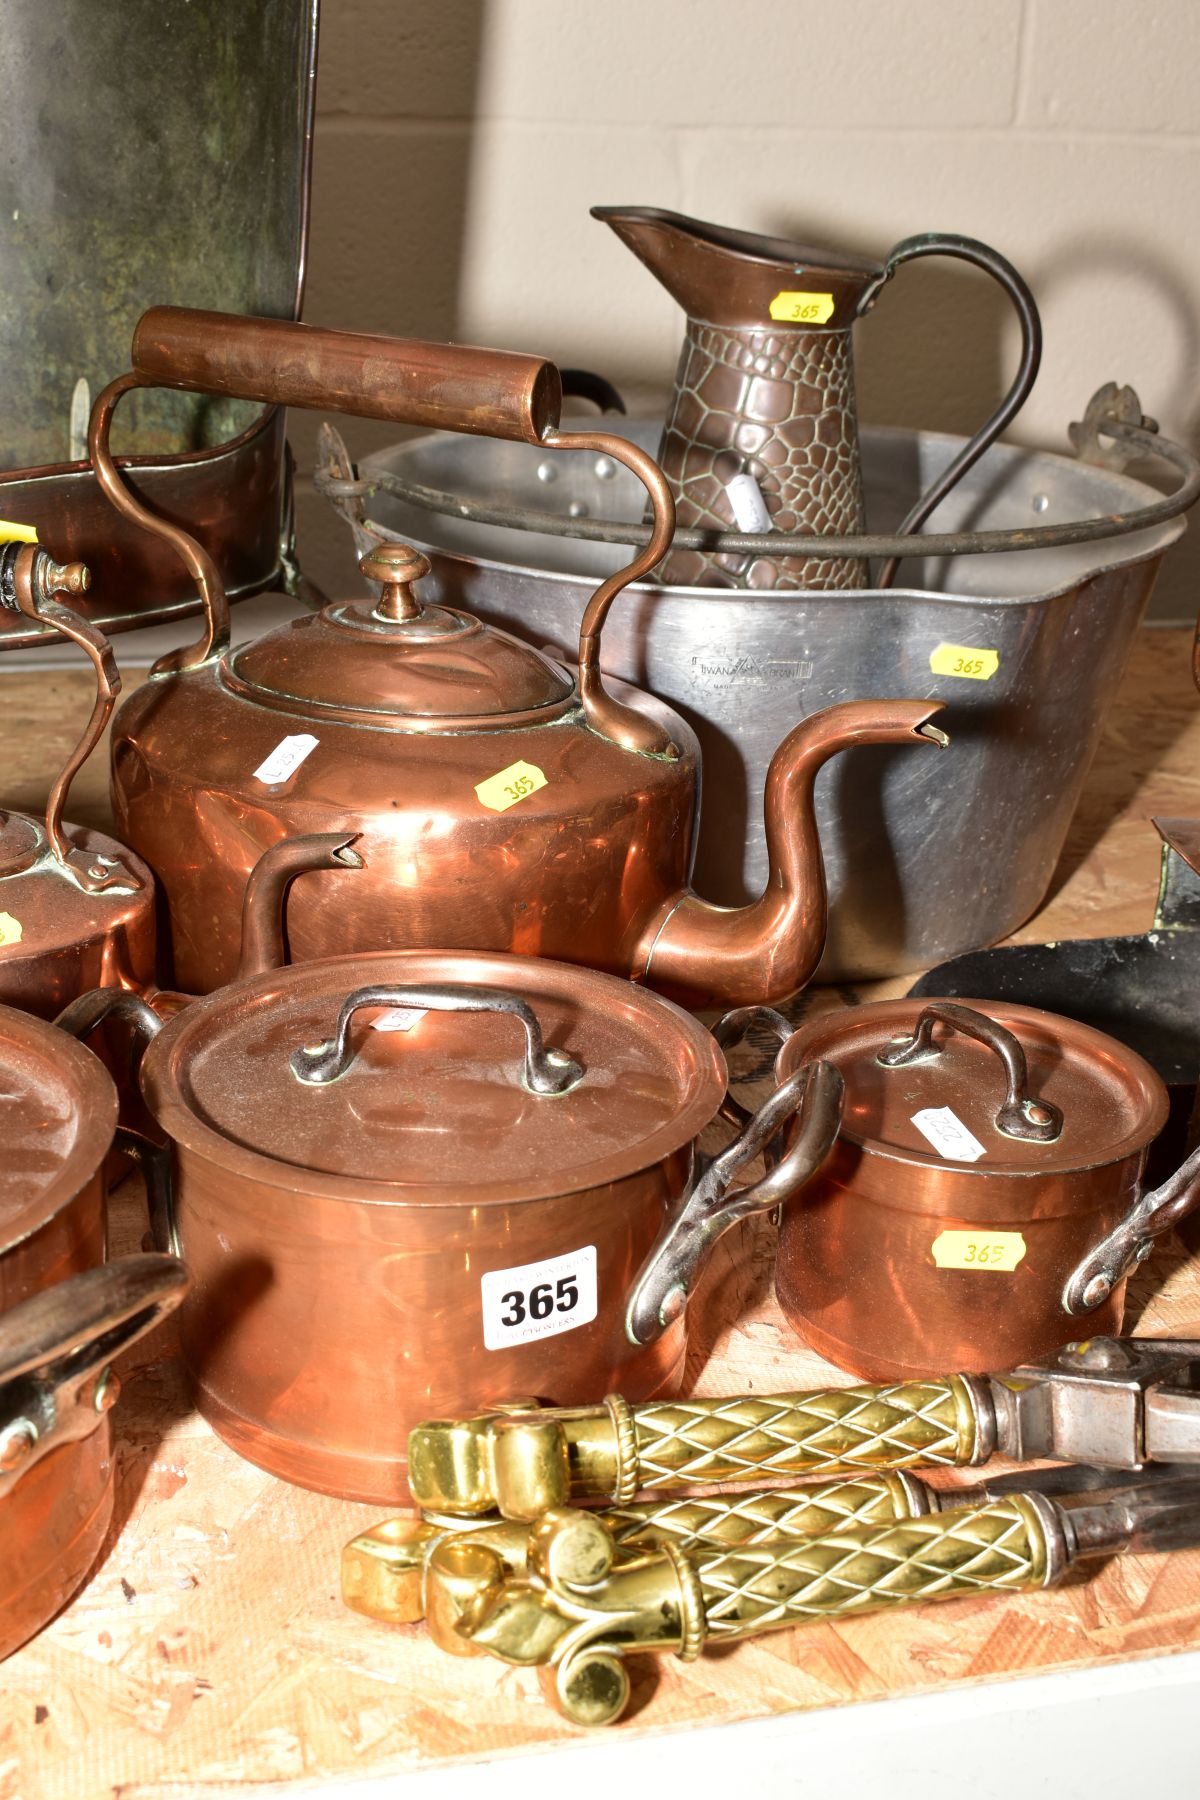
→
(622, 998, 1200, 1379)
(63, 945, 840, 1505)
(0, 999, 185, 1659)
(93, 306, 948, 1009)
(763, 1000, 1200, 1378)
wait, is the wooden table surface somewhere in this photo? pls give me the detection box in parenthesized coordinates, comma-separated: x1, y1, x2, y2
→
(1, 628, 1199, 1800)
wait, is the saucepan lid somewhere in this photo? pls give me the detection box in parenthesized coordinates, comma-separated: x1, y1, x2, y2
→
(776, 998, 1167, 1176)
(140, 951, 726, 1204)
(0, 1003, 117, 1252)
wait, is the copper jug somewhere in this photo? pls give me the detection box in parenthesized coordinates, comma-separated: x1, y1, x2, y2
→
(593, 206, 1040, 590)
(92, 308, 947, 1009)
(0, 543, 154, 1018)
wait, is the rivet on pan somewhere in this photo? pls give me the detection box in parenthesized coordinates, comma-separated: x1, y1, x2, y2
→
(93, 1366, 121, 1413)
(0, 1420, 38, 1472)
(536, 462, 557, 484)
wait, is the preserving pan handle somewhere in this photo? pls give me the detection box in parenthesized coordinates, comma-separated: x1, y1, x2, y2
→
(89, 310, 678, 755)
(877, 1001, 1063, 1144)
(0, 1254, 188, 1497)
(1064, 1138, 1200, 1315)
(288, 983, 584, 1095)
(625, 1014, 845, 1347)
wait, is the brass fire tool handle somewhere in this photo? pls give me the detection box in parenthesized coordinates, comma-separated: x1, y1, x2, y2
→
(459, 1493, 1059, 1727)
(343, 1470, 932, 1649)
(408, 1376, 992, 1519)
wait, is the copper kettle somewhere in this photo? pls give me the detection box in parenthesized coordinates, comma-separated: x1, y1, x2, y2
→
(593, 206, 1040, 591)
(0, 543, 154, 1018)
(93, 308, 947, 1009)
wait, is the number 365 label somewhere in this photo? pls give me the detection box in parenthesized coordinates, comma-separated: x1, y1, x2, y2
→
(480, 1246, 597, 1351)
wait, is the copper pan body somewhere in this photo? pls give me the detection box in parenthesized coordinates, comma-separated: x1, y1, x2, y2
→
(136, 949, 728, 1503)
(774, 1001, 1168, 1379)
(0, 1018, 116, 1660)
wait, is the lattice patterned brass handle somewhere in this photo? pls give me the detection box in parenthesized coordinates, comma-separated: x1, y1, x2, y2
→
(407, 1376, 991, 1518)
(459, 1494, 1059, 1726)
(342, 1470, 930, 1645)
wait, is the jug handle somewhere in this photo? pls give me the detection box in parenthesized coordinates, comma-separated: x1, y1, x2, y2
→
(877, 1001, 1063, 1143)
(862, 234, 1043, 588)
(1063, 1137, 1200, 1316)
(88, 310, 678, 753)
(625, 1017, 845, 1347)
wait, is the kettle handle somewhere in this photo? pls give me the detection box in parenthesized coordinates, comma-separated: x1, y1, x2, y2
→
(625, 1012, 845, 1347)
(88, 311, 678, 753)
(865, 233, 1043, 588)
(0, 545, 143, 897)
(1064, 1136, 1200, 1315)
(877, 1001, 1063, 1144)
(286, 982, 585, 1095)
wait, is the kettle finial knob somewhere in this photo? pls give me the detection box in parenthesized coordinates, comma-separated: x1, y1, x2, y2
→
(359, 543, 431, 624)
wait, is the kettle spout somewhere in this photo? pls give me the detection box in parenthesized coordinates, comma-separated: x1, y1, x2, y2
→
(237, 833, 365, 979)
(636, 700, 948, 1010)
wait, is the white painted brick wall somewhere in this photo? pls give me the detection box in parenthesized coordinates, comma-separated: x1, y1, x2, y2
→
(297, 0, 1200, 620)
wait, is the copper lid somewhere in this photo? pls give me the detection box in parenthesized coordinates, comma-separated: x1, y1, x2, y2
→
(0, 814, 153, 959)
(223, 545, 572, 730)
(0, 1004, 117, 1251)
(778, 998, 1168, 1177)
(140, 951, 726, 1203)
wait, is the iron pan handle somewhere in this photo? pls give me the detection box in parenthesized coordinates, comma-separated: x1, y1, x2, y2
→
(288, 983, 584, 1096)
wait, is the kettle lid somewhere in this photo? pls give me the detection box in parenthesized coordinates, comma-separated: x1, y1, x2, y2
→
(224, 545, 574, 729)
(140, 950, 727, 1202)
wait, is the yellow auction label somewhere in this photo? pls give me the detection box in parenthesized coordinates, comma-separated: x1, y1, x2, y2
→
(931, 1229, 1026, 1272)
(0, 520, 37, 545)
(475, 759, 548, 814)
(929, 642, 1000, 681)
(768, 290, 836, 325)
(0, 912, 24, 946)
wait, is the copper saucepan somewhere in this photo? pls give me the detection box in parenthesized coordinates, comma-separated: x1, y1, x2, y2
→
(750, 999, 1199, 1378)
(91, 306, 947, 1010)
(62, 952, 840, 1505)
(0, 998, 185, 1658)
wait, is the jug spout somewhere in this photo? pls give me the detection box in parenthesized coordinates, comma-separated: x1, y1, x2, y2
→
(593, 206, 886, 593)
(635, 700, 948, 1010)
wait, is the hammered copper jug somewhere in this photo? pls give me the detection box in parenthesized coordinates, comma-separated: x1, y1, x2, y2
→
(593, 206, 1040, 590)
(92, 308, 947, 1007)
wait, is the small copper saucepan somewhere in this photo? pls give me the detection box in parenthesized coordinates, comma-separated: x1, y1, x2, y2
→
(61, 961, 839, 1505)
(756, 999, 1200, 1379)
(0, 999, 185, 1659)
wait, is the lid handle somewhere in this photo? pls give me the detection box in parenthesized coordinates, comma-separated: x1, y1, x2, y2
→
(625, 1009, 845, 1346)
(876, 1002, 1063, 1144)
(288, 984, 585, 1095)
